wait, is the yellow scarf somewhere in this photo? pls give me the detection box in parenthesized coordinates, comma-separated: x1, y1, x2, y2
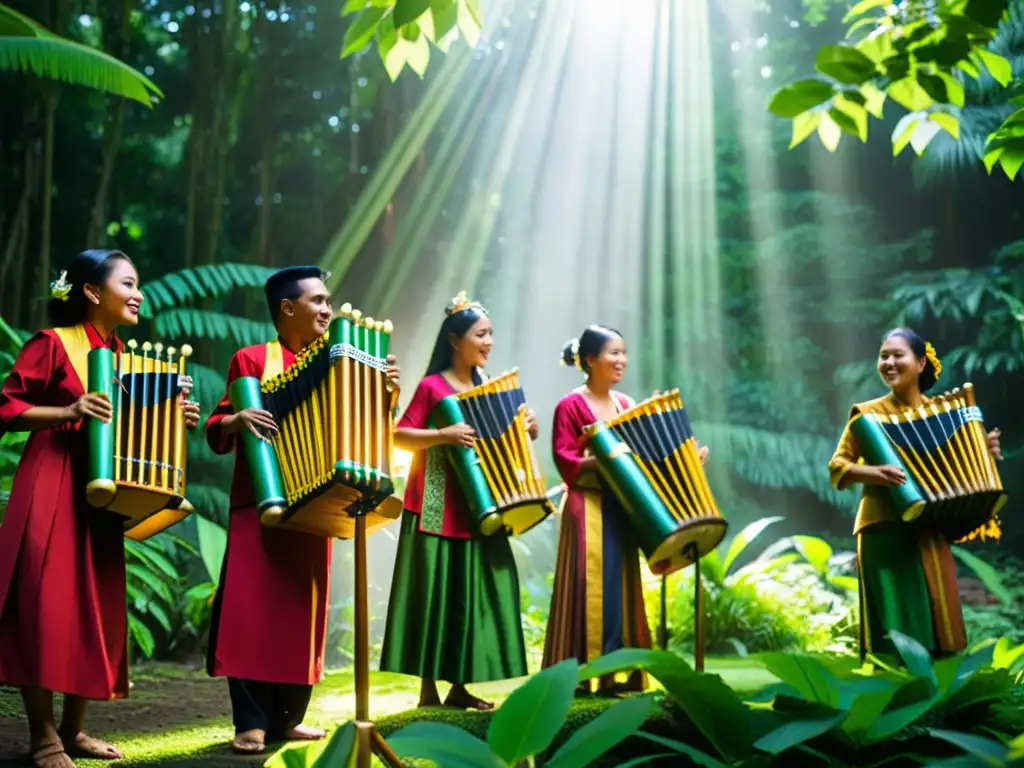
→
(51, 324, 92, 390)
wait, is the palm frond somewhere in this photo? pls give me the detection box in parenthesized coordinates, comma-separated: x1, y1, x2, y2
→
(154, 308, 274, 348)
(693, 421, 847, 507)
(186, 362, 228, 413)
(0, 4, 162, 106)
(141, 263, 278, 315)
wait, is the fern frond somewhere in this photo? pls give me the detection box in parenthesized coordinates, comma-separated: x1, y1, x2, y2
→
(0, 4, 161, 106)
(692, 421, 847, 507)
(154, 308, 274, 348)
(141, 263, 277, 315)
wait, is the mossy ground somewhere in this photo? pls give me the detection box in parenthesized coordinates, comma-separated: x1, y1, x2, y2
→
(0, 658, 775, 767)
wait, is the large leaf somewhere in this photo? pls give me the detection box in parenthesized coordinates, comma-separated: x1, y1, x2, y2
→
(889, 630, 936, 689)
(487, 659, 577, 764)
(0, 5, 161, 106)
(580, 648, 753, 762)
(951, 545, 1012, 604)
(790, 535, 833, 574)
(546, 695, 655, 768)
(341, 7, 387, 57)
(926, 728, 1010, 765)
(753, 653, 839, 707)
(311, 722, 357, 768)
(721, 516, 784, 575)
(578, 648, 690, 682)
(815, 45, 878, 84)
(393, 0, 431, 28)
(754, 711, 846, 755)
(196, 515, 227, 583)
(768, 79, 834, 118)
(388, 722, 503, 768)
(634, 733, 729, 768)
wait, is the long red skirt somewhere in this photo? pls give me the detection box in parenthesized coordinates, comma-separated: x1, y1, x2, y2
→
(0, 429, 129, 699)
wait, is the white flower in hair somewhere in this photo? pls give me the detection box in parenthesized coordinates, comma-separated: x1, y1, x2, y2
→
(50, 270, 72, 302)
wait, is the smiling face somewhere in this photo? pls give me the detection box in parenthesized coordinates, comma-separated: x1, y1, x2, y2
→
(280, 277, 333, 346)
(878, 334, 925, 393)
(450, 315, 493, 371)
(84, 257, 143, 327)
(586, 334, 627, 386)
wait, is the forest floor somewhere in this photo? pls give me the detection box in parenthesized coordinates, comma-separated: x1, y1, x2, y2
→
(0, 659, 776, 767)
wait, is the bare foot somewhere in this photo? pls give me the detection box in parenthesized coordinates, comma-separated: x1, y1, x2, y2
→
(443, 686, 494, 711)
(60, 732, 122, 760)
(29, 742, 75, 768)
(282, 724, 325, 741)
(418, 680, 442, 708)
(231, 729, 265, 755)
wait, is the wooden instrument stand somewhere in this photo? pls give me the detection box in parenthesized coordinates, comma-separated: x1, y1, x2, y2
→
(349, 514, 403, 768)
(659, 543, 706, 673)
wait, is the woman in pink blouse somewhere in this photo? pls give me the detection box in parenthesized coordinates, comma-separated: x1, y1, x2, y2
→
(379, 292, 536, 710)
(543, 325, 707, 694)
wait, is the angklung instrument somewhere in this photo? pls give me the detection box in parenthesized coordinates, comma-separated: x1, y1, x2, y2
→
(849, 383, 1006, 542)
(86, 340, 194, 541)
(229, 306, 402, 538)
(584, 389, 726, 672)
(584, 389, 727, 575)
(430, 369, 560, 537)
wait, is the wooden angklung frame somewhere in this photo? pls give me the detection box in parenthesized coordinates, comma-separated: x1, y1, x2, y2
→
(430, 369, 561, 537)
(85, 340, 195, 541)
(850, 383, 1006, 543)
(229, 306, 402, 537)
(584, 390, 728, 671)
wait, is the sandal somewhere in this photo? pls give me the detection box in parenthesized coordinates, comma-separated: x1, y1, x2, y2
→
(231, 731, 266, 755)
(28, 743, 75, 768)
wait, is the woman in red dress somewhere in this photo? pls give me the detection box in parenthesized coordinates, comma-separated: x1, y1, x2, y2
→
(543, 325, 707, 694)
(0, 250, 200, 768)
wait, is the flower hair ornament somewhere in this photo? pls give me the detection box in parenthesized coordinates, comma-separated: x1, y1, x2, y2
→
(560, 338, 582, 371)
(924, 341, 943, 381)
(50, 270, 72, 302)
(445, 290, 487, 317)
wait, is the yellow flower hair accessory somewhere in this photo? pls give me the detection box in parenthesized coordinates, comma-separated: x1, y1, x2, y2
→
(446, 290, 487, 317)
(50, 270, 72, 302)
(924, 341, 943, 381)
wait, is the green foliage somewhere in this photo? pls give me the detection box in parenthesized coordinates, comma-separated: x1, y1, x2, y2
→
(139, 263, 278, 316)
(124, 534, 188, 658)
(267, 660, 653, 767)
(651, 521, 857, 656)
(0, 2, 162, 105)
(767, 0, 1024, 179)
(340, 0, 482, 81)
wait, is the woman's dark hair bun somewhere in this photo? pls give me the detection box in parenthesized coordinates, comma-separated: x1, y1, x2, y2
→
(561, 339, 580, 370)
(884, 327, 939, 393)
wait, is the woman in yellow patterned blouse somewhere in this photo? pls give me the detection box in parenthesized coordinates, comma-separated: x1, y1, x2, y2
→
(829, 328, 1003, 659)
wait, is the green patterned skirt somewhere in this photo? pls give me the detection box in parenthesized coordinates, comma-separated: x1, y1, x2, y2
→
(379, 511, 528, 684)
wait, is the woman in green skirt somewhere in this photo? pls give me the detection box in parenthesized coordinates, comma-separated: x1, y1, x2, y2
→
(829, 328, 1002, 659)
(380, 291, 536, 709)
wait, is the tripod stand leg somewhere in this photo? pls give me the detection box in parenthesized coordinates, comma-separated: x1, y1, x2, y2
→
(658, 575, 669, 649)
(372, 727, 404, 768)
(691, 545, 705, 673)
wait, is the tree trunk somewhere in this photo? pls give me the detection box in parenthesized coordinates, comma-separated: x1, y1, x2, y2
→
(85, 0, 134, 246)
(34, 0, 71, 329)
(36, 84, 58, 328)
